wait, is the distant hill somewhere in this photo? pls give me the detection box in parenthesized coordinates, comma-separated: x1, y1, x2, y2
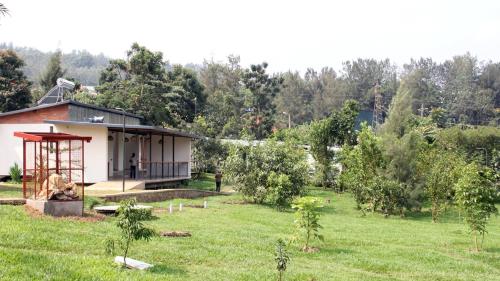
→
(0, 43, 110, 86)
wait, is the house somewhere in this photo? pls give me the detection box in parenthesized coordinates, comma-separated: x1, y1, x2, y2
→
(0, 100, 197, 187)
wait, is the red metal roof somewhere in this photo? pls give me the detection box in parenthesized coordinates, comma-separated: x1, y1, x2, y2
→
(13, 132, 92, 142)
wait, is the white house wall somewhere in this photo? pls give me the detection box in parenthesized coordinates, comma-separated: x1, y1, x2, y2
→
(54, 124, 108, 183)
(0, 123, 52, 176)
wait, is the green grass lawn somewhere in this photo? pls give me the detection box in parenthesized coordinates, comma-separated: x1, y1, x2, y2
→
(0, 183, 22, 198)
(0, 186, 498, 280)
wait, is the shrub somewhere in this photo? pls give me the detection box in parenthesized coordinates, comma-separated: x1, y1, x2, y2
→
(9, 163, 21, 183)
(292, 196, 324, 251)
(418, 149, 465, 222)
(224, 140, 309, 208)
(454, 164, 498, 251)
(105, 199, 156, 267)
(267, 172, 293, 210)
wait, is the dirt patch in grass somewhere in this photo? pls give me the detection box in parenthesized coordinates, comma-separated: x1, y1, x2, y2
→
(160, 231, 192, 237)
(302, 246, 320, 253)
(24, 205, 106, 222)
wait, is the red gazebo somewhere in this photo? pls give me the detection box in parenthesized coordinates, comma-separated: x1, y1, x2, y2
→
(14, 132, 92, 201)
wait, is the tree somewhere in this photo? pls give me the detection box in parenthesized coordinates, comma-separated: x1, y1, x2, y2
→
(454, 164, 498, 251)
(275, 71, 312, 128)
(380, 81, 414, 137)
(165, 65, 205, 123)
(341, 58, 398, 110)
(199, 56, 244, 138)
(97, 43, 204, 126)
(39, 51, 66, 92)
(105, 199, 156, 267)
(419, 149, 464, 222)
(241, 62, 283, 139)
(274, 239, 290, 281)
(0, 50, 32, 112)
(224, 140, 309, 208)
(310, 100, 360, 187)
(291, 196, 324, 252)
(339, 123, 384, 210)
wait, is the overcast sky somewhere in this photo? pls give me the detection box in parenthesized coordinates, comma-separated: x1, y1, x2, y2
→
(1, 0, 499, 73)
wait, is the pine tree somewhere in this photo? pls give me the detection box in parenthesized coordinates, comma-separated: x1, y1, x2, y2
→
(40, 51, 66, 92)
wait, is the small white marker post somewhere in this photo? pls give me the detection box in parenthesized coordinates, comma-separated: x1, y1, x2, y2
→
(203, 201, 207, 209)
(169, 203, 173, 214)
(179, 203, 183, 212)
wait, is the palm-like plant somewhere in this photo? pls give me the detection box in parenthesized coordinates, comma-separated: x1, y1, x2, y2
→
(0, 3, 9, 17)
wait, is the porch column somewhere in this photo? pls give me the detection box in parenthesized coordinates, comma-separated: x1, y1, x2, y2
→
(172, 136, 175, 177)
(161, 135, 164, 178)
(149, 133, 152, 179)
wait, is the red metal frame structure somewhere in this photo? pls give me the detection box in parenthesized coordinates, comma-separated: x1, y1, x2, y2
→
(13, 132, 92, 201)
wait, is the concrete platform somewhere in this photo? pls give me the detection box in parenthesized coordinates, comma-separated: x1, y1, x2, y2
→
(26, 199, 83, 217)
(87, 180, 145, 193)
(94, 204, 152, 214)
(98, 188, 229, 203)
(0, 198, 26, 205)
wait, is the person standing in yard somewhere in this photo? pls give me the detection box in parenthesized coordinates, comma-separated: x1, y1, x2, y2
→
(129, 153, 137, 179)
(215, 170, 222, 192)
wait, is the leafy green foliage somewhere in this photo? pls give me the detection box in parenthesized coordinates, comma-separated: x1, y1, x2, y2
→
(96, 43, 204, 126)
(435, 126, 500, 170)
(339, 123, 384, 209)
(292, 196, 324, 251)
(240, 62, 283, 139)
(419, 149, 465, 222)
(310, 100, 359, 187)
(8, 163, 21, 183)
(0, 50, 32, 112)
(454, 164, 498, 251)
(274, 238, 290, 281)
(224, 140, 308, 208)
(105, 199, 156, 267)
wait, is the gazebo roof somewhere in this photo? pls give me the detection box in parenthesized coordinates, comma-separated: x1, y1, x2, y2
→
(13, 132, 92, 142)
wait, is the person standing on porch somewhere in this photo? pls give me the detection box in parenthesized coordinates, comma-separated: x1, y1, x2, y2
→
(129, 153, 137, 179)
(215, 170, 222, 192)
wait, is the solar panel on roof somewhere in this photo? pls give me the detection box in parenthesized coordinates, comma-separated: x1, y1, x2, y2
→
(37, 78, 76, 105)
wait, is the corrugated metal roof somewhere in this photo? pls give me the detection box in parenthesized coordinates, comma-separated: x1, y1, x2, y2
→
(0, 100, 142, 119)
(44, 120, 200, 139)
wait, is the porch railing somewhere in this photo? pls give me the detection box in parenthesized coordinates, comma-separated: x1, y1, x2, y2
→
(136, 161, 189, 180)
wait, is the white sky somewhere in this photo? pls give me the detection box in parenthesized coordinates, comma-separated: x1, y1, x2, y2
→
(1, 0, 500, 73)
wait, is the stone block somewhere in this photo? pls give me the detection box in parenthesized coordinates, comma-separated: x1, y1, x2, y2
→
(26, 199, 83, 217)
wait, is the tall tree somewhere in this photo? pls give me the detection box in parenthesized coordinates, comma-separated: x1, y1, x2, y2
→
(402, 58, 441, 114)
(39, 51, 66, 93)
(165, 65, 205, 124)
(199, 56, 244, 138)
(241, 62, 283, 139)
(0, 50, 32, 112)
(341, 58, 398, 110)
(275, 71, 312, 128)
(380, 81, 414, 137)
(440, 53, 495, 125)
(96, 43, 204, 126)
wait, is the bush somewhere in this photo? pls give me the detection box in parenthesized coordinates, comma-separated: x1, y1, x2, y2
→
(454, 164, 498, 251)
(9, 163, 21, 183)
(224, 140, 309, 208)
(292, 196, 324, 251)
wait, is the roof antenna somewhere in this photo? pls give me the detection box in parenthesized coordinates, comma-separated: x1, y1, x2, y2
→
(37, 78, 76, 105)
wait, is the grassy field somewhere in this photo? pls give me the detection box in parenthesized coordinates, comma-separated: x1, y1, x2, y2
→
(0, 182, 499, 280)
